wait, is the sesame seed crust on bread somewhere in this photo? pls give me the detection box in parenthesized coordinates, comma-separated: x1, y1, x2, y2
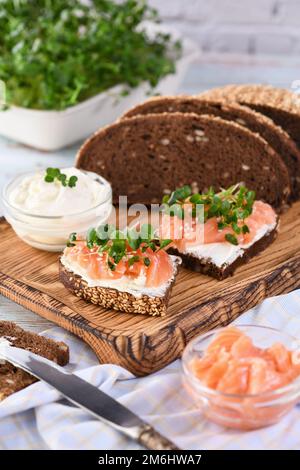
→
(201, 84, 300, 115)
(59, 258, 181, 317)
(76, 112, 290, 210)
(200, 84, 300, 170)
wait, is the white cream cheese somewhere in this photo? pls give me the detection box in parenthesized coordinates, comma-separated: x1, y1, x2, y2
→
(182, 223, 276, 267)
(60, 254, 181, 298)
(3, 168, 112, 252)
(8, 167, 107, 216)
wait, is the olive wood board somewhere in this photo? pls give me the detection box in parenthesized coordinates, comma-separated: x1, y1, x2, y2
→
(0, 204, 300, 376)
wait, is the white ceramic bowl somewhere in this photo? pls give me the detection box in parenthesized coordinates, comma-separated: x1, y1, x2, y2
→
(0, 24, 199, 151)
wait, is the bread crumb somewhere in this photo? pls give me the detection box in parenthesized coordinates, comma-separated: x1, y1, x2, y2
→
(186, 135, 194, 143)
(267, 147, 275, 156)
(194, 129, 205, 137)
(205, 163, 214, 170)
(191, 181, 199, 193)
(160, 138, 170, 146)
(242, 164, 250, 171)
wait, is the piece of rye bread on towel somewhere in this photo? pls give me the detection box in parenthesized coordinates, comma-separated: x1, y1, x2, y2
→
(122, 95, 300, 200)
(76, 112, 290, 209)
(0, 321, 69, 401)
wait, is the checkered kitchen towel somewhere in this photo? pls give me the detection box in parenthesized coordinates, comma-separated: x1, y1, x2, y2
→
(0, 290, 300, 450)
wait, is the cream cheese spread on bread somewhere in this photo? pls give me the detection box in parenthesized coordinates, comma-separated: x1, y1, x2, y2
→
(60, 254, 181, 298)
(181, 222, 276, 268)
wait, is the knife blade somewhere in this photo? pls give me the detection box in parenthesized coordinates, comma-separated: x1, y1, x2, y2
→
(0, 342, 179, 450)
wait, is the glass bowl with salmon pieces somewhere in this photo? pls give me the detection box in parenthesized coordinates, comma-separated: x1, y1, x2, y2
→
(182, 325, 300, 430)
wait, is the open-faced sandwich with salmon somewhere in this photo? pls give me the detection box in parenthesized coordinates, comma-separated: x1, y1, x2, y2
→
(159, 183, 278, 280)
(59, 224, 181, 316)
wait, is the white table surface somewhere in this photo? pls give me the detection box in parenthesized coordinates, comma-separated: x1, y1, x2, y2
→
(1, 54, 300, 333)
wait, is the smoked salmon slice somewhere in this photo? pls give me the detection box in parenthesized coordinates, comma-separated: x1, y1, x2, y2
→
(187, 326, 300, 429)
(64, 241, 174, 288)
(160, 200, 277, 250)
(191, 327, 300, 395)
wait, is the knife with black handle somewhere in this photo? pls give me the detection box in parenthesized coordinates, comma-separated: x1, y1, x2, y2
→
(0, 343, 179, 450)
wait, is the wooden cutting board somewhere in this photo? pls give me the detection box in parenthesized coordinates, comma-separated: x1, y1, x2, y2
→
(1, 203, 300, 376)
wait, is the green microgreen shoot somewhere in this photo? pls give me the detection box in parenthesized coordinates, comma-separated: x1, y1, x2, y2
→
(67, 223, 172, 271)
(161, 183, 256, 245)
(144, 257, 151, 267)
(225, 233, 239, 246)
(44, 168, 78, 188)
(66, 232, 77, 247)
(0, 1, 181, 111)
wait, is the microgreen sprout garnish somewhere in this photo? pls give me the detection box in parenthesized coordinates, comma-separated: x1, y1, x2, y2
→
(66, 232, 77, 247)
(67, 224, 172, 271)
(161, 183, 256, 245)
(44, 168, 78, 188)
(0, 1, 181, 111)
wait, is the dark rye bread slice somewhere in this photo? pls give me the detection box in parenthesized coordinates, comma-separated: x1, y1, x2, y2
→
(0, 321, 69, 401)
(76, 113, 290, 209)
(168, 220, 278, 280)
(59, 257, 181, 317)
(200, 84, 300, 193)
(123, 96, 300, 200)
(200, 84, 300, 145)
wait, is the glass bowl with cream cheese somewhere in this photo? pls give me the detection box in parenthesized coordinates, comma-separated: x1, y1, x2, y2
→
(2, 168, 112, 252)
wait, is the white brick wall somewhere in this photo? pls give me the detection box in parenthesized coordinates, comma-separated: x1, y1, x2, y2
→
(149, 0, 300, 55)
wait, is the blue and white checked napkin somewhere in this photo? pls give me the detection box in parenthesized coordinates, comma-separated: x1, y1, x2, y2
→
(1, 290, 300, 450)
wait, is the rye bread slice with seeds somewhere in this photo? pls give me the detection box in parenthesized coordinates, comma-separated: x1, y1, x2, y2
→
(123, 96, 300, 200)
(76, 113, 290, 209)
(200, 84, 300, 192)
(0, 321, 69, 401)
(59, 256, 181, 317)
